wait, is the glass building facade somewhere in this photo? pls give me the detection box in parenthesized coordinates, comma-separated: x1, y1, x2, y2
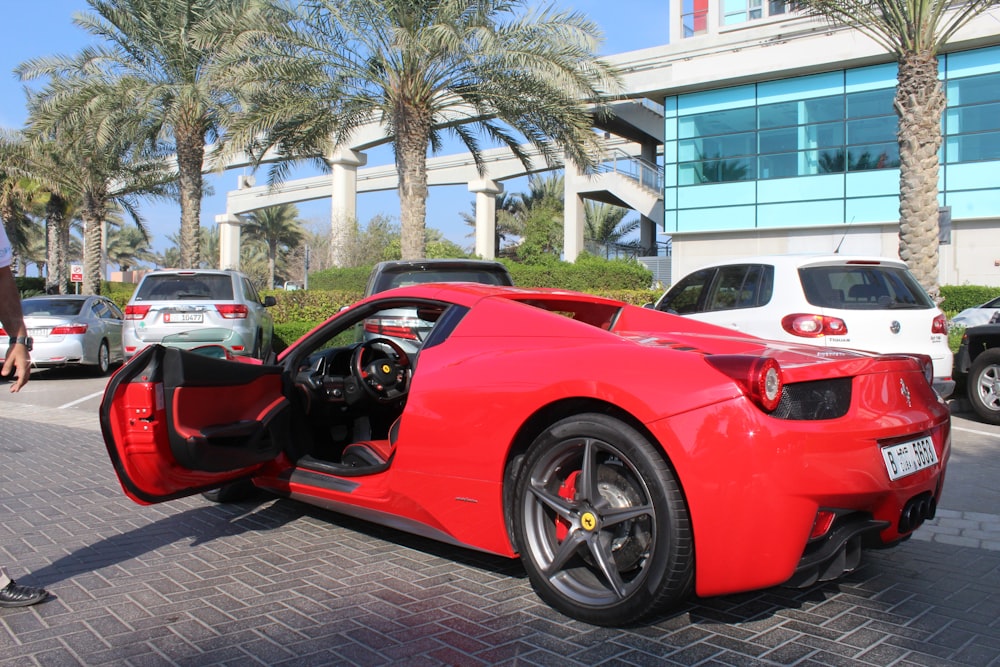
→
(662, 45, 1000, 234)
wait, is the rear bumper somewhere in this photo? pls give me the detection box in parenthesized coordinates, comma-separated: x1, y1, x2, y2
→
(933, 377, 956, 399)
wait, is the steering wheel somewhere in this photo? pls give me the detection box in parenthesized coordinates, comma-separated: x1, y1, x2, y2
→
(352, 337, 412, 403)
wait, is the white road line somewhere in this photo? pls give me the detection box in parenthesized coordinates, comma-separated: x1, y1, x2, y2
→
(59, 390, 106, 409)
(953, 425, 1000, 439)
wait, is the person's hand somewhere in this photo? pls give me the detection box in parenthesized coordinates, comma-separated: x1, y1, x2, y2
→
(1, 342, 30, 392)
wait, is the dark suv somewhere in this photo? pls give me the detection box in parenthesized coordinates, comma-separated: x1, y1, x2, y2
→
(362, 259, 514, 353)
(955, 321, 1000, 424)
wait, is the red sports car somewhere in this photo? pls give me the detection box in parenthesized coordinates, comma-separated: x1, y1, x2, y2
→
(100, 283, 950, 626)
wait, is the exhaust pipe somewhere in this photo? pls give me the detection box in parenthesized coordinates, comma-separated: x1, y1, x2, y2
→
(899, 493, 936, 533)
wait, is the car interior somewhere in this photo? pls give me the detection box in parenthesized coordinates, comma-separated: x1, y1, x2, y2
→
(280, 295, 625, 476)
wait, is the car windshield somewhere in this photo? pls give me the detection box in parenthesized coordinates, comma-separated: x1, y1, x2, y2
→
(799, 265, 934, 309)
(377, 269, 510, 292)
(134, 274, 234, 301)
(23, 299, 84, 317)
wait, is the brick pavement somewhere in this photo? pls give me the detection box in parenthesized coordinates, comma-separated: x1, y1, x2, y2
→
(1, 402, 998, 666)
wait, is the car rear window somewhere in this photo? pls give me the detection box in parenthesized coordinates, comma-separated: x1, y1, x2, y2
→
(23, 299, 84, 317)
(135, 274, 235, 301)
(799, 265, 934, 309)
(378, 270, 512, 292)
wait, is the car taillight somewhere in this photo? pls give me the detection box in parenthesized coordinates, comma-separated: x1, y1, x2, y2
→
(51, 324, 88, 335)
(0, 327, 6, 335)
(706, 355, 784, 413)
(363, 317, 420, 340)
(216, 304, 249, 319)
(781, 313, 848, 338)
(809, 510, 837, 539)
(124, 305, 150, 320)
(931, 314, 947, 335)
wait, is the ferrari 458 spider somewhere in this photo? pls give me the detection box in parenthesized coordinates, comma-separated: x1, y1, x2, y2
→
(100, 283, 950, 626)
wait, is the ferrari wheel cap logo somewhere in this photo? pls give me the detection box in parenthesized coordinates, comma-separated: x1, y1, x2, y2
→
(580, 512, 597, 531)
(381, 364, 391, 373)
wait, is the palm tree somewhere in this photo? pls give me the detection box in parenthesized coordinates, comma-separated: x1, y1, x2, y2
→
(584, 201, 640, 258)
(107, 225, 155, 273)
(21, 76, 173, 295)
(241, 204, 305, 289)
(790, 0, 1000, 297)
(460, 190, 524, 256)
(15, 0, 275, 269)
(220, 0, 620, 261)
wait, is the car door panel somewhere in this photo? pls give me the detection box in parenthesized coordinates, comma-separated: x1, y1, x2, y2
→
(100, 345, 288, 504)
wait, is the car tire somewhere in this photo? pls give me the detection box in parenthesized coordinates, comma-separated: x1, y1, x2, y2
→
(512, 413, 693, 626)
(201, 480, 258, 503)
(92, 340, 111, 376)
(968, 348, 1000, 425)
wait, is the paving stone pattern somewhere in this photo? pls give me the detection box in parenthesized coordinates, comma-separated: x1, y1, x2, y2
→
(1, 405, 998, 666)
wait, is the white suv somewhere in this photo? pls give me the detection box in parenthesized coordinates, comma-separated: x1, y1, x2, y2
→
(652, 254, 954, 397)
(123, 269, 276, 360)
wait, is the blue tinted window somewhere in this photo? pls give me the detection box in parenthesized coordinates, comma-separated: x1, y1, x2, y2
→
(846, 88, 895, 118)
(758, 96, 842, 129)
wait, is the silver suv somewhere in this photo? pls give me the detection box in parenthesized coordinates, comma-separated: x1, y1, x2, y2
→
(123, 269, 276, 360)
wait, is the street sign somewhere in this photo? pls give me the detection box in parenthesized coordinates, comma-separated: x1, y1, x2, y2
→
(71, 264, 84, 283)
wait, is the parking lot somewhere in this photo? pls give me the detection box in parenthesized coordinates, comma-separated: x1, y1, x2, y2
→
(0, 368, 998, 666)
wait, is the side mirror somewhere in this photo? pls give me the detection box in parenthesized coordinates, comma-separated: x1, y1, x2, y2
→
(263, 296, 277, 307)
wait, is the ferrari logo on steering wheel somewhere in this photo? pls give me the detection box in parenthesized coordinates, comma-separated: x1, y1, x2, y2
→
(381, 364, 392, 374)
(580, 512, 597, 531)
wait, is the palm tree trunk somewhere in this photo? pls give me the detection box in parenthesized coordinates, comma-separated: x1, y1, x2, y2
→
(45, 196, 65, 293)
(395, 107, 431, 260)
(895, 50, 946, 299)
(175, 125, 206, 269)
(81, 194, 104, 295)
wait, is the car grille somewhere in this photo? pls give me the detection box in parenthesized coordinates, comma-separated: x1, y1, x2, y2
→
(772, 377, 852, 420)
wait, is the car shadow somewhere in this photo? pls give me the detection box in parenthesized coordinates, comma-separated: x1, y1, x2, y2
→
(26, 496, 306, 589)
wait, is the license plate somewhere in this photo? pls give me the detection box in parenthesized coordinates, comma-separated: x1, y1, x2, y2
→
(164, 312, 203, 323)
(881, 436, 938, 481)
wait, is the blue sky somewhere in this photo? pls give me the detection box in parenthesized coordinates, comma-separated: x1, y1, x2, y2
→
(2, 1, 670, 258)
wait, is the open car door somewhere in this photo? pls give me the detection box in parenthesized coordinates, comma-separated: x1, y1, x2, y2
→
(100, 345, 289, 504)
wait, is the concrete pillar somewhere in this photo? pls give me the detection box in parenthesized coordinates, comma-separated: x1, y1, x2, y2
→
(328, 148, 367, 267)
(468, 179, 503, 259)
(216, 212, 243, 270)
(563, 161, 586, 262)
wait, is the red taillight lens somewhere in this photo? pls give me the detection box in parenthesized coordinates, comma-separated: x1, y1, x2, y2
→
(124, 305, 150, 320)
(0, 327, 6, 336)
(363, 317, 420, 340)
(781, 313, 848, 338)
(706, 355, 784, 412)
(216, 304, 248, 319)
(931, 314, 947, 335)
(51, 324, 88, 335)
(810, 510, 837, 539)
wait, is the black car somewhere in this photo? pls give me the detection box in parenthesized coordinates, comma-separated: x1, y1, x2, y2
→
(362, 259, 514, 353)
(955, 321, 1000, 424)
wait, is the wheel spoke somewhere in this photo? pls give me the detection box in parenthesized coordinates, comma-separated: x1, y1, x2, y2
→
(579, 438, 600, 504)
(600, 503, 654, 529)
(528, 484, 575, 523)
(541, 529, 587, 575)
(587, 532, 628, 599)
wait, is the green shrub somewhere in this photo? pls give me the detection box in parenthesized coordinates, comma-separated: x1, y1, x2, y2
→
(306, 266, 372, 292)
(502, 254, 653, 291)
(939, 284, 999, 316)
